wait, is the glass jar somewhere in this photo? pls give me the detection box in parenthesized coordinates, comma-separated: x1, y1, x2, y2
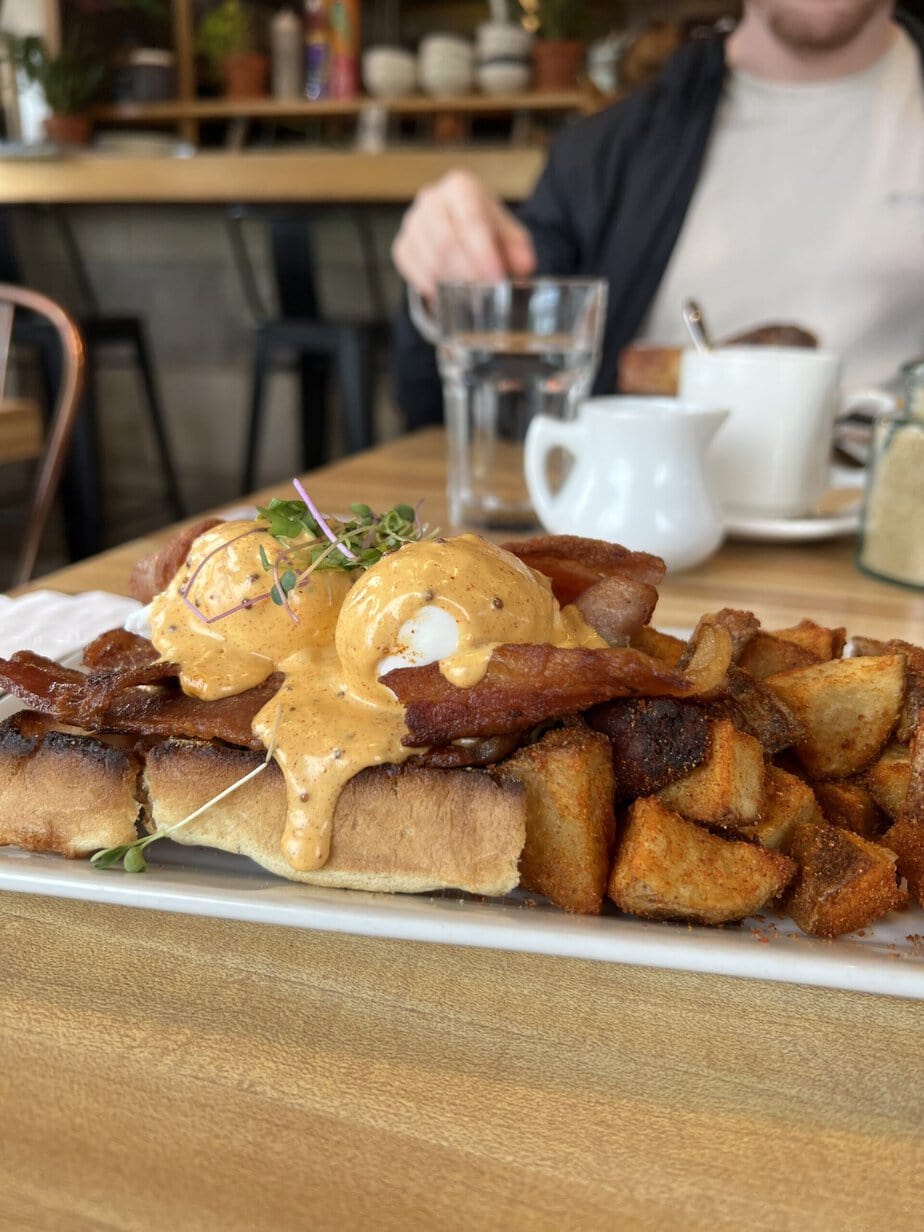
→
(857, 361, 924, 590)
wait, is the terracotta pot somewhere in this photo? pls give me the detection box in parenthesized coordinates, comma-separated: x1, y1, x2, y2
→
(223, 52, 269, 99)
(43, 112, 93, 146)
(533, 40, 585, 91)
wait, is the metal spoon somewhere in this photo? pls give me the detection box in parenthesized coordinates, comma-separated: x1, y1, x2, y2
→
(682, 299, 713, 354)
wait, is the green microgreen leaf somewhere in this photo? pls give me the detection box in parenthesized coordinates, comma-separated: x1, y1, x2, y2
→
(122, 845, 148, 874)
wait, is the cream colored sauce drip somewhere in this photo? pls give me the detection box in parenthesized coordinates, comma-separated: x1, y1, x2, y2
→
(150, 524, 605, 872)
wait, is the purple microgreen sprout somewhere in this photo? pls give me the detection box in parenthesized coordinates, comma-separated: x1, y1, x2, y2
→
(177, 483, 436, 628)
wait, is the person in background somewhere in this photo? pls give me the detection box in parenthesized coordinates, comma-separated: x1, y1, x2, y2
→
(391, 1, 924, 427)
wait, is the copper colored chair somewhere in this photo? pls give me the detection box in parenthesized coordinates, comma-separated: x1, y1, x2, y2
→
(0, 284, 85, 586)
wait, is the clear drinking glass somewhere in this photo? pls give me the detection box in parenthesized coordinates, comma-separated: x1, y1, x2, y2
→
(410, 278, 608, 529)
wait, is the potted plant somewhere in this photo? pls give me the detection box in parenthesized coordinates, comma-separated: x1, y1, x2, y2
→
(197, 0, 268, 99)
(8, 36, 105, 145)
(534, 0, 585, 91)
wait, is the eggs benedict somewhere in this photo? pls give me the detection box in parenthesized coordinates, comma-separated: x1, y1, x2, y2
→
(150, 516, 609, 873)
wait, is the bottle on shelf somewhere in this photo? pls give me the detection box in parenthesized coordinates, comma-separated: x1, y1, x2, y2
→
(304, 0, 331, 100)
(271, 7, 304, 99)
(329, 0, 361, 99)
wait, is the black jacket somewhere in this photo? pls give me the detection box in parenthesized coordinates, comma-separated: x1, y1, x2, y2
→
(393, 13, 924, 429)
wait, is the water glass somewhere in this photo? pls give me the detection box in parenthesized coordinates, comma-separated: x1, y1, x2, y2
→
(410, 278, 607, 529)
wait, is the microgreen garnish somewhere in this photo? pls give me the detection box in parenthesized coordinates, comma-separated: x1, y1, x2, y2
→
(92, 707, 282, 874)
(178, 481, 434, 627)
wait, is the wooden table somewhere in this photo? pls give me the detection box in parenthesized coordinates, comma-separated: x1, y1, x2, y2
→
(0, 148, 545, 206)
(2, 430, 922, 1229)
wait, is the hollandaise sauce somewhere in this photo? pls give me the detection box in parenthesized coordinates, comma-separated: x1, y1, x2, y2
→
(150, 522, 605, 872)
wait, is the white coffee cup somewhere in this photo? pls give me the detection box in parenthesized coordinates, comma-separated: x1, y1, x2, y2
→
(524, 396, 728, 571)
(678, 346, 842, 518)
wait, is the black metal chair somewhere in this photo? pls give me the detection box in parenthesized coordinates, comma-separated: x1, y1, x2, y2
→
(0, 208, 185, 560)
(227, 209, 386, 494)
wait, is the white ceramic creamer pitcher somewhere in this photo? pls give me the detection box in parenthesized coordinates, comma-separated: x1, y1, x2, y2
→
(524, 396, 729, 571)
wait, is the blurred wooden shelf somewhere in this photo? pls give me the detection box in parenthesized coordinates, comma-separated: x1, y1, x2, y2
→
(92, 90, 588, 125)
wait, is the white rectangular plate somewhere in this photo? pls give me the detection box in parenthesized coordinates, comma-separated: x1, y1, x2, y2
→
(0, 844, 921, 1000)
(0, 594, 921, 1000)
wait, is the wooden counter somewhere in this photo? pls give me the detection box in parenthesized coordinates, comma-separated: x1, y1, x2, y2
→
(3, 429, 922, 1229)
(0, 147, 546, 205)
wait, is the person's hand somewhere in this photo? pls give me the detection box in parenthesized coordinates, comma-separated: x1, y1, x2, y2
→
(392, 170, 536, 299)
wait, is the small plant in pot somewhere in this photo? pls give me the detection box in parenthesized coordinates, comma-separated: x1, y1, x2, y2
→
(534, 0, 585, 91)
(8, 35, 105, 145)
(197, 0, 269, 99)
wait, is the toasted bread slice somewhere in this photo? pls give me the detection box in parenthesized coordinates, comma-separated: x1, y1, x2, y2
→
(143, 738, 526, 896)
(0, 714, 141, 857)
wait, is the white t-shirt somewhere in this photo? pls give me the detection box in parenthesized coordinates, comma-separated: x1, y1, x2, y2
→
(638, 29, 924, 388)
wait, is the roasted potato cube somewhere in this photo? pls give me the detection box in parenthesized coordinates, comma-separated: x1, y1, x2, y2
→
(879, 716, 924, 905)
(688, 609, 760, 661)
(738, 632, 820, 680)
(587, 696, 712, 801)
(773, 619, 847, 662)
(608, 796, 795, 925)
(741, 766, 821, 850)
(765, 655, 906, 778)
(783, 819, 905, 938)
(496, 725, 615, 915)
(658, 719, 765, 828)
(711, 665, 804, 755)
(881, 815, 924, 908)
(863, 743, 911, 820)
(628, 625, 685, 667)
(853, 638, 924, 742)
(812, 780, 888, 839)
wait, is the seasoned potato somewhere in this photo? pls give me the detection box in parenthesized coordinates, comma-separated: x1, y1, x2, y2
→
(880, 716, 924, 906)
(628, 624, 685, 667)
(861, 743, 911, 820)
(658, 719, 765, 828)
(608, 796, 795, 925)
(710, 665, 804, 756)
(741, 765, 821, 851)
(687, 609, 760, 662)
(765, 655, 906, 778)
(587, 696, 711, 801)
(783, 819, 905, 938)
(881, 815, 924, 908)
(852, 637, 924, 742)
(739, 632, 820, 680)
(773, 619, 847, 662)
(495, 725, 615, 915)
(811, 780, 888, 839)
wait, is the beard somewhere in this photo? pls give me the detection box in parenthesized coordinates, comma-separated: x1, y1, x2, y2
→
(750, 0, 892, 53)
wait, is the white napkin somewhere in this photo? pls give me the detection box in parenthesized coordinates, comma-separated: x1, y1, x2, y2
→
(0, 591, 142, 661)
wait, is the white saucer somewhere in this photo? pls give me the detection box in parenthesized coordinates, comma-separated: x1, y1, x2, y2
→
(725, 493, 862, 543)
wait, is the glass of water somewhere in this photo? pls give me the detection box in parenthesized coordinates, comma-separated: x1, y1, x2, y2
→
(410, 278, 608, 529)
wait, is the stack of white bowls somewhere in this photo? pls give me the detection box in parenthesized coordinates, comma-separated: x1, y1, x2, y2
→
(475, 21, 533, 95)
(362, 46, 417, 99)
(418, 34, 474, 97)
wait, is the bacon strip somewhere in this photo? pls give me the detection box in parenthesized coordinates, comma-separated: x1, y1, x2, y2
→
(129, 517, 223, 603)
(82, 628, 161, 672)
(382, 643, 692, 747)
(501, 535, 666, 606)
(0, 651, 278, 750)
